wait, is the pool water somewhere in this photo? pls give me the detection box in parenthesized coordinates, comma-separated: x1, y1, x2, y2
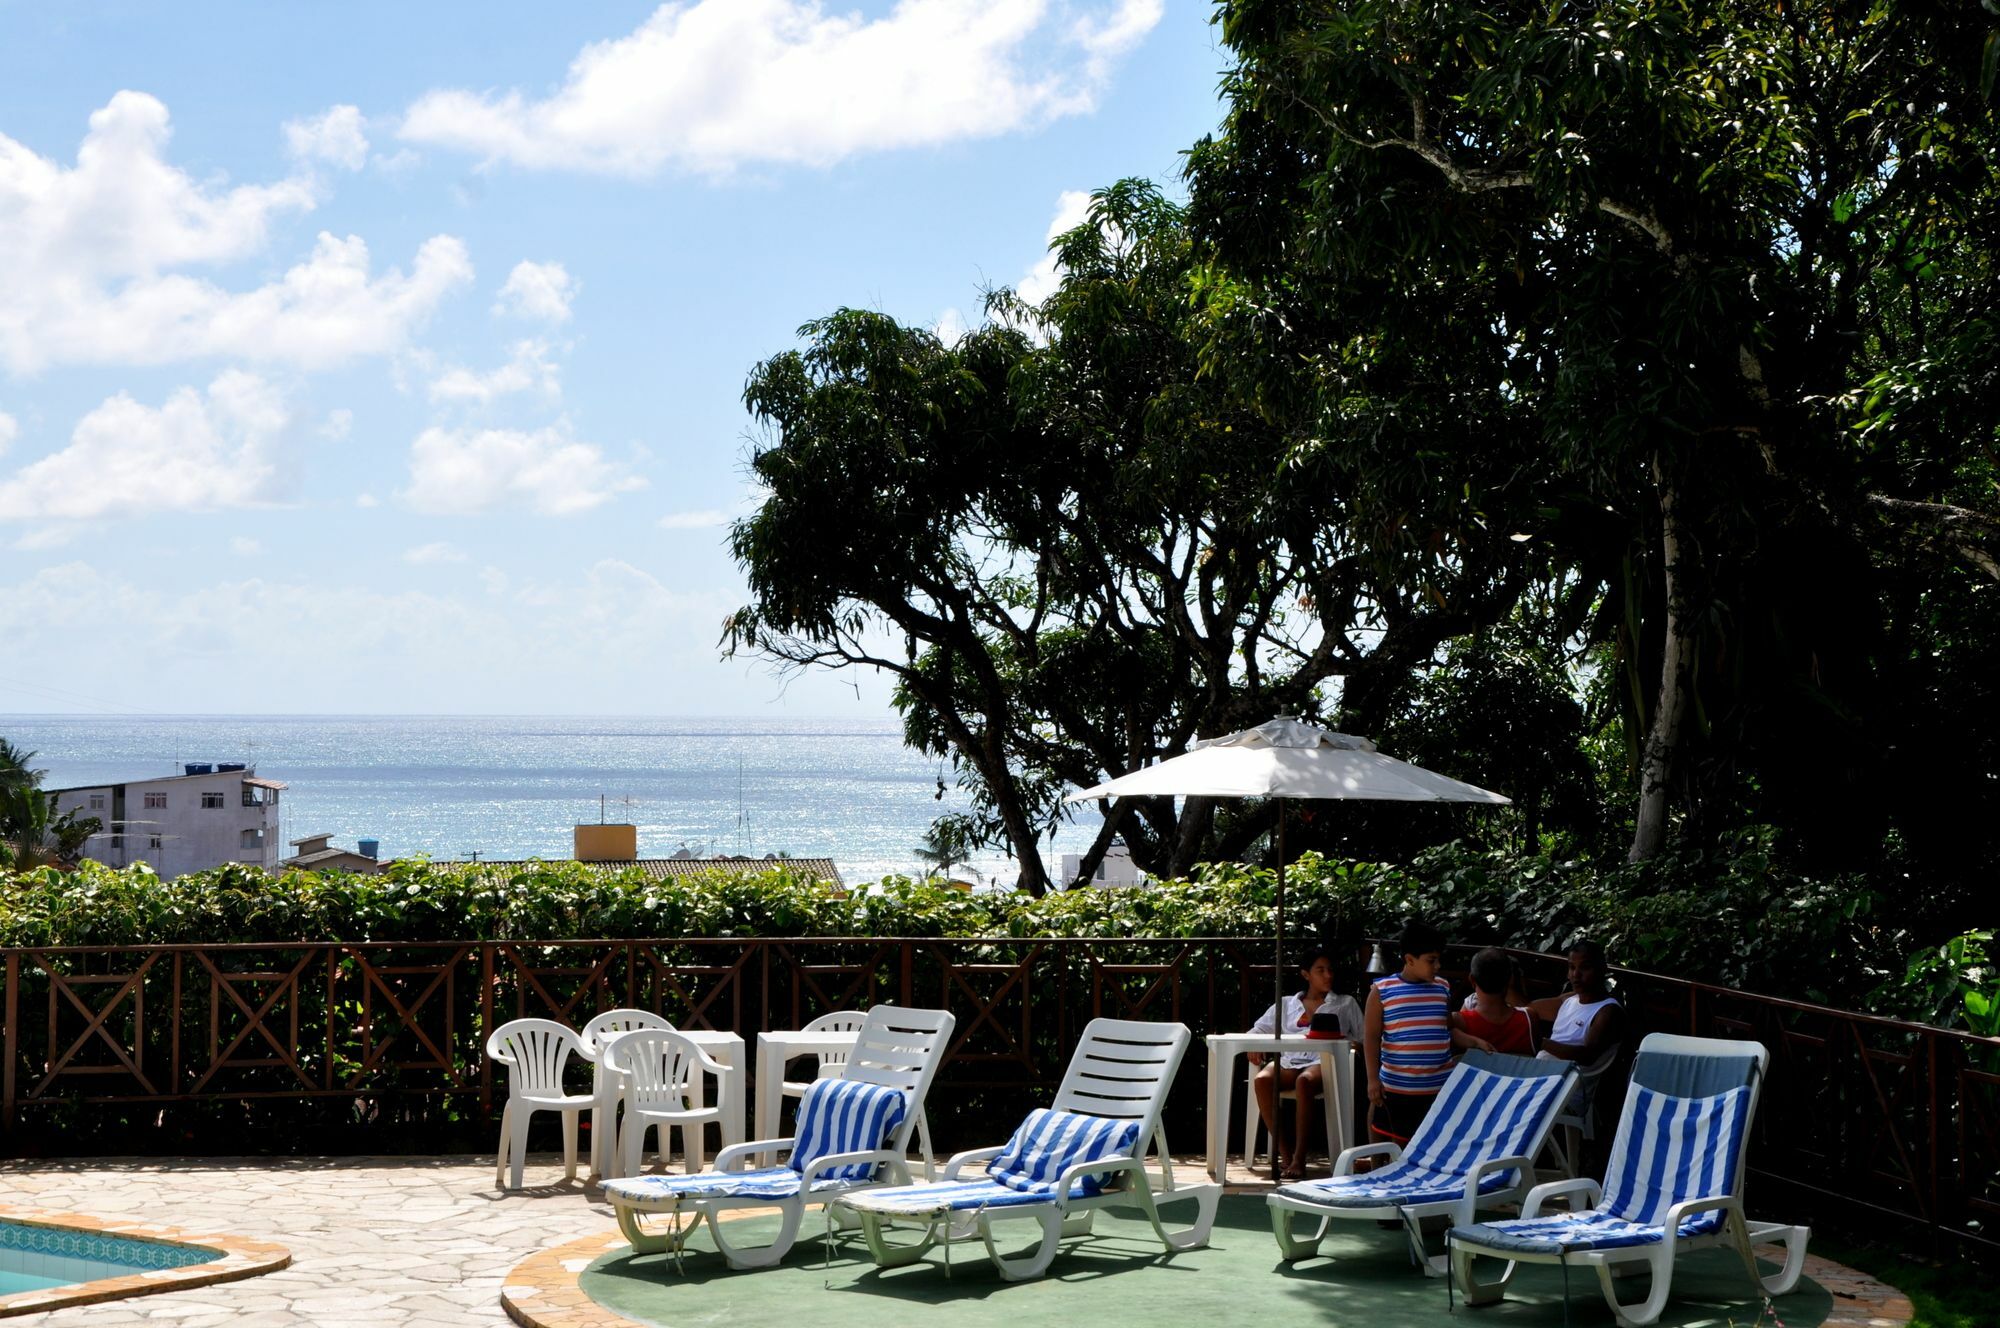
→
(0, 1219, 219, 1295)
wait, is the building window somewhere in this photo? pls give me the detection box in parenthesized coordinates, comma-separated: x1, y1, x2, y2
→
(89, 794, 105, 811)
(201, 792, 225, 809)
(240, 829, 263, 850)
(148, 835, 162, 850)
(144, 792, 167, 809)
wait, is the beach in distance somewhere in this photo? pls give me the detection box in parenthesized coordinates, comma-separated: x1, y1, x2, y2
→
(2, 714, 1101, 885)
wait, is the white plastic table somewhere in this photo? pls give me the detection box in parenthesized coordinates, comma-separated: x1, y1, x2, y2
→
(754, 1029, 860, 1141)
(1204, 1032, 1355, 1183)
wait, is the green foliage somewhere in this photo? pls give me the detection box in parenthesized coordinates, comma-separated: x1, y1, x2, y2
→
(1870, 931, 2000, 1037)
(0, 844, 1897, 1012)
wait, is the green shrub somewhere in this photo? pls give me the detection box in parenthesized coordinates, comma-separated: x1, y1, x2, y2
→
(0, 835, 1916, 1016)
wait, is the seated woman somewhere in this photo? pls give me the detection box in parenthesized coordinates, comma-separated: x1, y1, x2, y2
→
(1249, 945, 1364, 1179)
(1454, 947, 1535, 1055)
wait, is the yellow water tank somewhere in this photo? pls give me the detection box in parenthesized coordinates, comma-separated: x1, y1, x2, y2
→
(574, 823, 637, 862)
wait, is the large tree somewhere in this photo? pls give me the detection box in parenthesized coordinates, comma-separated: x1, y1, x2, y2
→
(727, 182, 1527, 890)
(1188, 0, 2000, 864)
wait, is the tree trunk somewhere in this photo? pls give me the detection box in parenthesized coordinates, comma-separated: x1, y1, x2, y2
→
(1630, 460, 1693, 861)
(1064, 800, 1132, 889)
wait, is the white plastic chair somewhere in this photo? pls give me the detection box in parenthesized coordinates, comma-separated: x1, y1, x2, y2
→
(606, 1028, 730, 1178)
(487, 1018, 594, 1191)
(783, 1010, 938, 1177)
(1544, 1042, 1620, 1176)
(1243, 1061, 1299, 1168)
(580, 1009, 675, 1180)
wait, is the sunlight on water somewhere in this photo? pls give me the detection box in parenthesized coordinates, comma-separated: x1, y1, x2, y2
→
(4, 714, 1102, 885)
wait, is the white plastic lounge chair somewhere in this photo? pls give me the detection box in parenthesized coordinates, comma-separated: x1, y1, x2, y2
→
(1269, 1050, 1577, 1275)
(602, 1005, 954, 1271)
(1448, 1033, 1812, 1328)
(580, 1009, 675, 1180)
(487, 1018, 594, 1191)
(604, 1028, 731, 1178)
(838, 1017, 1222, 1283)
(782, 1010, 940, 1177)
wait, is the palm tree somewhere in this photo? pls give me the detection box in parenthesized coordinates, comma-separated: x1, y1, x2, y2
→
(0, 737, 41, 792)
(914, 817, 976, 882)
(0, 785, 100, 869)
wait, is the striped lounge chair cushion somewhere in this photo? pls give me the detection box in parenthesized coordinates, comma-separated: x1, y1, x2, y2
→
(988, 1109, 1143, 1196)
(605, 1166, 836, 1206)
(841, 1177, 1099, 1217)
(790, 1078, 909, 1181)
(841, 1110, 1143, 1217)
(1278, 1058, 1571, 1210)
(604, 1078, 908, 1207)
(1452, 1084, 1753, 1254)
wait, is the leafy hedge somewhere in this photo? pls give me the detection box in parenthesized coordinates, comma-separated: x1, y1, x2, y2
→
(0, 831, 1902, 1012)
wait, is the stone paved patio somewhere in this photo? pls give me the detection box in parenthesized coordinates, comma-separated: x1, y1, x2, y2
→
(0, 1156, 615, 1326)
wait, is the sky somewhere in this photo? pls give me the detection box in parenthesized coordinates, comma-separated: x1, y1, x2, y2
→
(0, 0, 1228, 716)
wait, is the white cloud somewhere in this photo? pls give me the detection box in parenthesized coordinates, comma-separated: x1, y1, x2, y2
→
(494, 261, 575, 323)
(399, 421, 646, 515)
(428, 339, 561, 404)
(399, 0, 1162, 176)
(356, 492, 380, 508)
(0, 371, 291, 521)
(0, 94, 472, 373)
(0, 411, 16, 454)
(1016, 188, 1093, 306)
(319, 408, 353, 440)
(403, 540, 468, 564)
(658, 507, 731, 530)
(229, 535, 263, 556)
(284, 104, 369, 171)
(931, 307, 969, 345)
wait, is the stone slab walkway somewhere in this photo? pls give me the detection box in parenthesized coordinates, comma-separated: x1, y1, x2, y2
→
(0, 1156, 614, 1327)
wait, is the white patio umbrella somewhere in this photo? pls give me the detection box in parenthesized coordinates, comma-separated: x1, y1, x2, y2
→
(1067, 718, 1509, 1044)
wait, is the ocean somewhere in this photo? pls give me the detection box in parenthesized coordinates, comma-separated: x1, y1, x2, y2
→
(0, 714, 1102, 885)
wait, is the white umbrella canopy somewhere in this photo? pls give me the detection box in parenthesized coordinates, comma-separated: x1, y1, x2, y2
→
(1068, 718, 1512, 804)
(1067, 718, 1510, 1078)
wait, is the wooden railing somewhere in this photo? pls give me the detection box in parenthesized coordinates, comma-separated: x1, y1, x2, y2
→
(3, 937, 1994, 1257)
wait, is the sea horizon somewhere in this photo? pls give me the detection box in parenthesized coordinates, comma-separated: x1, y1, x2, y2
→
(1, 713, 1102, 886)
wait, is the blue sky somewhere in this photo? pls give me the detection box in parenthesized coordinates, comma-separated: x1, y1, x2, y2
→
(0, 0, 1226, 716)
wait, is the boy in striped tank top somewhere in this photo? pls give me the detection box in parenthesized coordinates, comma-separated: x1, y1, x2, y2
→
(1363, 921, 1481, 1144)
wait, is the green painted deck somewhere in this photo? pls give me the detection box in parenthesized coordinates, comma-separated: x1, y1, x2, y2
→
(578, 1196, 1834, 1328)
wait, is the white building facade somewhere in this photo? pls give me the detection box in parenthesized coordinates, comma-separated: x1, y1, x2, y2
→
(50, 766, 286, 879)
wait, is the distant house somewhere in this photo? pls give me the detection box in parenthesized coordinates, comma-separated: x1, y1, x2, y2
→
(48, 765, 285, 879)
(1060, 843, 1143, 888)
(282, 833, 385, 874)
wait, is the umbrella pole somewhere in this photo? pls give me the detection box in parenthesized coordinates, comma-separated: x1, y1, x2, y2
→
(1274, 803, 1286, 1049)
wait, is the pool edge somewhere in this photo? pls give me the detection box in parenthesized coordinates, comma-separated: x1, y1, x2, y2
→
(0, 1203, 290, 1318)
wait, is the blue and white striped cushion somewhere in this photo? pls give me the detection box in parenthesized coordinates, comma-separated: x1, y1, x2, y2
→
(1279, 1062, 1570, 1209)
(790, 1078, 909, 1181)
(842, 1177, 1095, 1216)
(604, 1166, 834, 1205)
(987, 1109, 1141, 1197)
(1451, 1084, 1753, 1254)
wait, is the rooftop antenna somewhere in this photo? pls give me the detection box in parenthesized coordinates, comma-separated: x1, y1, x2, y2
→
(465, 849, 481, 863)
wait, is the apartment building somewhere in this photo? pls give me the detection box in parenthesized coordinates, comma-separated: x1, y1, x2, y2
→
(49, 764, 286, 879)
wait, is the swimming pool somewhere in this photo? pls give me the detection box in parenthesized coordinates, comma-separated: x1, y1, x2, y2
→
(0, 1217, 220, 1294)
(0, 1208, 287, 1316)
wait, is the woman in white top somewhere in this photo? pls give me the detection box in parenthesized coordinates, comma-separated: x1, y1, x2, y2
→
(1248, 946, 1365, 1178)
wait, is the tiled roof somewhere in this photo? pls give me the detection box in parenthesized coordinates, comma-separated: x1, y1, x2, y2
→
(421, 856, 844, 886)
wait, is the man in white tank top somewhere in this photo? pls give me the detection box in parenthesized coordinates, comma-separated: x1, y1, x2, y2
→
(1526, 939, 1624, 1065)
